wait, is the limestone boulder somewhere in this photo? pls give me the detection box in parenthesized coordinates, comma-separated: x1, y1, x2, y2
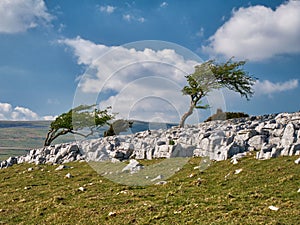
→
(281, 123, 296, 147)
(248, 135, 267, 150)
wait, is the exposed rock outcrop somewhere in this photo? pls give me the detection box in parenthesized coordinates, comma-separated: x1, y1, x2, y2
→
(1, 111, 300, 169)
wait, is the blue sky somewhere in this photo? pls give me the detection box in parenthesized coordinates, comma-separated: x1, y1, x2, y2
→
(0, 0, 299, 123)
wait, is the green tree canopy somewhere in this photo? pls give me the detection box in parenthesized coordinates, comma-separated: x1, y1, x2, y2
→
(180, 58, 256, 127)
(44, 105, 114, 146)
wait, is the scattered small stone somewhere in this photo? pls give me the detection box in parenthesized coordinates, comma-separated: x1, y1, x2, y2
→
(295, 158, 300, 164)
(78, 187, 85, 192)
(234, 169, 243, 174)
(116, 190, 128, 195)
(24, 186, 31, 190)
(193, 178, 202, 186)
(55, 165, 66, 171)
(151, 175, 163, 182)
(122, 159, 144, 174)
(297, 188, 300, 193)
(225, 172, 231, 180)
(193, 166, 200, 170)
(108, 211, 117, 217)
(231, 158, 238, 165)
(65, 173, 72, 178)
(174, 210, 182, 214)
(269, 205, 279, 211)
(189, 173, 195, 178)
(27, 168, 33, 172)
(155, 181, 167, 185)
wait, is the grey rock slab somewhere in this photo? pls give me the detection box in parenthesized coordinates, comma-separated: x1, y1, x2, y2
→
(281, 123, 296, 147)
(248, 135, 267, 150)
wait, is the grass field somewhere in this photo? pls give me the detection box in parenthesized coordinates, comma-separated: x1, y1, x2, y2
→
(0, 155, 299, 224)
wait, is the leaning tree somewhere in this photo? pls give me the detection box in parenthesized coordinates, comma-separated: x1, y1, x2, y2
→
(44, 105, 114, 146)
(180, 58, 256, 127)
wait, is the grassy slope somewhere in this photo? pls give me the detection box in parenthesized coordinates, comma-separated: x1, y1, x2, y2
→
(0, 155, 299, 224)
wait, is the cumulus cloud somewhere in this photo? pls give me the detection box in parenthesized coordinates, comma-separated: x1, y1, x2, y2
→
(0, 102, 54, 121)
(58, 37, 111, 65)
(123, 14, 132, 22)
(0, 0, 53, 33)
(138, 17, 146, 23)
(11, 106, 39, 120)
(123, 14, 145, 23)
(100, 5, 116, 14)
(42, 115, 57, 120)
(0, 103, 12, 113)
(160, 2, 168, 8)
(60, 37, 229, 123)
(254, 79, 298, 95)
(203, 0, 300, 61)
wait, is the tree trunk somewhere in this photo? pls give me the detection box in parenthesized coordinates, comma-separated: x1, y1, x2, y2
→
(179, 103, 195, 128)
(44, 130, 53, 146)
(44, 129, 70, 147)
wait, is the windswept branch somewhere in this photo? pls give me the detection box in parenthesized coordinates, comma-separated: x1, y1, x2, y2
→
(180, 58, 256, 127)
(44, 105, 114, 146)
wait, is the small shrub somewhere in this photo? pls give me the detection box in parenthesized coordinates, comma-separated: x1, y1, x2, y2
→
(169, 139, 175, 145)
(205, 108, 249, 122)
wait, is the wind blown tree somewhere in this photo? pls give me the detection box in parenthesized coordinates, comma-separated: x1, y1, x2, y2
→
(44, 105, 114, 146)
(180, 58, 256, 128)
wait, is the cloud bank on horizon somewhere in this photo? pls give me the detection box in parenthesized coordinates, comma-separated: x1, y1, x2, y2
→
(0, 102, 55, 121)
(0, 0, 299, 121)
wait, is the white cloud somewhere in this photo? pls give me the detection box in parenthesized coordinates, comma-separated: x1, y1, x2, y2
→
(160, 2, 168, 8)
(60, 37, 227, 124)
(0, 102, 54, 121)
(100, 5, 116, 14)
(0, 0, 53, 33)
(12, 106, 39, 120)
(42, 115, 57, 120)
(0, 103, 12, 113)
(58, 36, 111, 65)
(123, 14, 132, 22)
(123, 14, 145, 23)
(196, 27, 204, 37)
(138, 17, 145, 23)
(203, 0, 300, 61)
(254, 79, 298, 96)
